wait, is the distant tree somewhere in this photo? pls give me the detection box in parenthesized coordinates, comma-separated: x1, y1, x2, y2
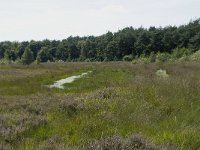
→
(135, 32, 151, 56)
(4, 49, 17, 61)
(29, 41, 42, 59)
(0, 42, 12, 59)
(149, 29, 164, 53)
(0, 18, 200, 62)
(21, 48, 34, 65)
(189, 32, 200, 50)
(77, 40, 87, 60)
(105, 41, 119, 61)
(37, 47, 53, 62)
(56, 43, 69, 61)
(16, 41, 29, 58)
(117, 28, 136, 57)
(68, 43, 79, 60)
(161, 26, 180, 53)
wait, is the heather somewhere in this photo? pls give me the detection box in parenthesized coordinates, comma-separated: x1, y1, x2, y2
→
(1, 62, 200, 149)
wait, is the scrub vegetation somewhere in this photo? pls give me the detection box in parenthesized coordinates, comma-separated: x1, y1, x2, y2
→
(1, 62, 200, 150)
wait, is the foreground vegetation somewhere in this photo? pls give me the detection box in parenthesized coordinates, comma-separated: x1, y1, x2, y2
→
(1, 62, 200, 149)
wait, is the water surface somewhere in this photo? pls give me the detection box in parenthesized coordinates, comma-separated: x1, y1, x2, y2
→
(49, 71, 92, 89)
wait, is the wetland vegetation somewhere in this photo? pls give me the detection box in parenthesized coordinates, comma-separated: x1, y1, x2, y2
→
(1, 62, 200, 149)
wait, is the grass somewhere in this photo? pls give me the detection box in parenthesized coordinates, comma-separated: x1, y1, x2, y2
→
(1, 62, 200, 149)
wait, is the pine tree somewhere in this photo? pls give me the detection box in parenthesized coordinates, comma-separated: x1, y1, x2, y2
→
(21, 48, 34, 65)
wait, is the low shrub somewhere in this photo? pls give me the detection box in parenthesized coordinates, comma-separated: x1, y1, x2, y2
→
(89, 134, 174, 150)
(172, 48, 193, 59)
(123, 55, 133, 62)
(156, 52, 171, 63)
(190, 50, 200, 62)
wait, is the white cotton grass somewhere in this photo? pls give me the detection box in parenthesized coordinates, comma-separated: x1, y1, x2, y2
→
(156, 69, 169, 78)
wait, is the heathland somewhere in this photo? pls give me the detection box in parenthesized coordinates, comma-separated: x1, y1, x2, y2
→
(1, 62, 200, 150)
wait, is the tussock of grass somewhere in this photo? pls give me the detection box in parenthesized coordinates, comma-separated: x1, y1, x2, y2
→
(156, 69, 169, 78)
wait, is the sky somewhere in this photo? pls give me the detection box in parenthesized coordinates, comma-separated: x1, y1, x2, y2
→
(0, 0, 199, 41)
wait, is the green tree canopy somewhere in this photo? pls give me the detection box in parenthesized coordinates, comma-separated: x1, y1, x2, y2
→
(21, 47, 34, 65)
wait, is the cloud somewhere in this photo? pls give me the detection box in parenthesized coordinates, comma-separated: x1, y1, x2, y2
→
(0, 0, 199, 41)
(88, 5, 127, 17)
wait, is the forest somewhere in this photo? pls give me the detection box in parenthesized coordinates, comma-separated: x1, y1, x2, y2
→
(0, 19, 200, 63)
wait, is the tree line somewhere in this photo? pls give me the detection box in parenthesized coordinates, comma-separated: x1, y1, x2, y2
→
(0, 19, 200, 64)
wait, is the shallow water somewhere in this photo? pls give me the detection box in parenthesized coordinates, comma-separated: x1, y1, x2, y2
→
(49, 71, 92, 89)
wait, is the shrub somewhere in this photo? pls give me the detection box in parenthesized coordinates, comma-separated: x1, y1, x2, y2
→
(89, 134, 172, 150)
(0, 59, 12, 64)
(178, 55, 190, 62)
(59, 99, 84, 117)
(21, 48, 34, 65)
(132, 58, 150, 64)
(123, 55, 133, 62)
(85, 58, 91, 62)
(131, 54, 147, 64)
(55, 60, 65, 63)
(90, 135, 123, 150)
(124, 134, 158, 150)
(14, 57, 21, 64)
(88, 88, 119, 100)
(190, 50, 200, 62)
(149, 52, 156, 63)
(156, 52, 170, 63)
(78, 56, 86, 62)
(172, 48, 193, 59)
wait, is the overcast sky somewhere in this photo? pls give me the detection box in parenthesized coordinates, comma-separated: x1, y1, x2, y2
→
(0, 0, 199, 41)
